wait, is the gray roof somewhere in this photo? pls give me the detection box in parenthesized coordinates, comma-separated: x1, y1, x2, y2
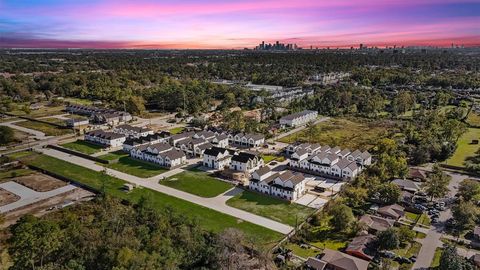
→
(280, 110, 317, 121)
(148, 143, 172, 153)
(320, 249, 369, 270)
(161, 149, 185, 160)
(254, 166, 271, 177)
(116, 124, 152, 133)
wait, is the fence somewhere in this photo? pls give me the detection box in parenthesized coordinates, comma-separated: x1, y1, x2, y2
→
(46, 145, 112, 164)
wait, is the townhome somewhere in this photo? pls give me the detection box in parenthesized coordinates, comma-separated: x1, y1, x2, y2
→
(130, 143, 185, 168)
(348, 150, 372, 166)
(286, 143, 321, 155)
(66, 104, 132, 125)
(170, 131, 195, 146)
(193, 130, 216, 141)
(203, 147, 233, 170)
(65, 117, 89, 127)
(289, 149, 309, 168)
(279, 110, 318, 127)
(230, 152, 264, 173)
(231, 133, 265, 148)
(309, 152, 339, 175)
(269, 171, 306, 201)
(122, 132, 171, 152)
(85, 130, 126, 147)
(113, 124, 154, 138)
(161, 149, 187, 168)
(210, 134, 229, 148)
(249, 166, 275, 195)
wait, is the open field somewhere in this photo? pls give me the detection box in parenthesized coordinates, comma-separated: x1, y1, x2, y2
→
(445, 128, 480, 167)
(14, 173, 67, 192)
(7, 105, 65, 118)
(10, 151, 282, 245)
(226, 190, 315, 226)
(466, 111, 480, 127)
(41, 117, 67, 126)
(105, 157, 168, 178)
(0, 168, 34, 181)
(15, 120, 72, 136)
(285, 243, 321, 258)
(161, 169, 233, 198)
(98, 150, 129, 161)
(0, 188, 20, 207)
(62, 97, 94, 105)
(279, 117, 393, 150)
(61, 140, 104, 154)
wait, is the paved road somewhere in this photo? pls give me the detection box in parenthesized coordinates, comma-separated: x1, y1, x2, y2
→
(0, 181, 77, 213)
(38, 148, 293, 234)
(0, 120, 48, 139)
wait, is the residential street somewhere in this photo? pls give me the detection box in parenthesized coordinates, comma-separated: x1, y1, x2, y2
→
(37, 148, 294, 234)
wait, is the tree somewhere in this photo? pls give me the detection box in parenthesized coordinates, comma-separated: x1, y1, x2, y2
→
(452, 200, 480, 232)
(328, 203, 355, 232)
(0, 126, 15, 145)
(458, 179, 480, 202)
(423, 164, 450, 201)
(305, 122, 319, 143)
(396, 226, 415, 246)
(124, 95, 146, 116)
(376, 228, 399, 250)
(342, 185, 368, 208)
(372, 183, 401, 205)
(439, 243, 475, 270)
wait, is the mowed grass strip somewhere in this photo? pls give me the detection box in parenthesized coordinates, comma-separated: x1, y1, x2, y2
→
(445, 128, 480, 167)
(61, 140, 104, 155)
(105, 156, 168, 178)
(12, 152, 283, 246)
(161, 169, 233, 198)
(279, 118, 392, 150)
(226, 190, 314, 226)
(98, 150, 129, 161)
(15, 120, 72, 136)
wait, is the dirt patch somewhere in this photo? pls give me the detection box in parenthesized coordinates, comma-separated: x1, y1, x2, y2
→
(0, 188, 20, 207)
(14, 173, 67, 192)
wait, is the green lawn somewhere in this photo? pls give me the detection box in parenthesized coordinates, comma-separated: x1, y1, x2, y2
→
(227, 190, 314, 226)
(98, 150, 129, 161)
(405, 211, 431, 226)
(0, 168, 34, 181)
(15, 120, 72, 136)
(10, 151, 283, 246)
(7, 105, 65, 118)
(445, 128, 480, 168)
(261, 155, 285, 164)
(161, 169, 233, 198)
(105, 156, 168, 178)
(285, 243, 321, 258)
(41, 117, 67, 126)
(169, 127, 185, 134)
(466, 111, 480, 128)
(61, 140, 104, 155)
(431, 248, 443, 268)
(278, 117, 392, 150)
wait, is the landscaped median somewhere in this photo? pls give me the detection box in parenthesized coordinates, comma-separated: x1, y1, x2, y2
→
(159, 169, 233, 198)
(226, 190, 315, 227)
(9, 151, 283, 246)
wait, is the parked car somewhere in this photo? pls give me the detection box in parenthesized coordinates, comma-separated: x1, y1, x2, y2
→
(379, 251, 397, 259)
(395, 257, 412, 264)
(409, 255, 417, 262)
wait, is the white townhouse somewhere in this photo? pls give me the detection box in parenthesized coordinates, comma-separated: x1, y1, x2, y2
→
(169, 131, 195, 146)
(309, 152, 339, 175)
(161, 149, 187, 168)
(330, 158, 360, 180)
(193, 130, 216, 141)
(249, 166, 274, 194)
(122, 132, 170, 152)
(289, 149, 309, 168)
(129, 143, 185, 168)
(347, 150, 372, 166)
(211, 134, 229, 148)
(85, 130, 126, 147)
(231, 133, 265, 148)
(279, 110, 318, 128)
(113, 124, 154, 138)
(286, 143, 322, 156)
(203, 147, 233, 170)
(249, 168, 306, 201)
(65, 118, 89, 127)
(230, 152, 264, 173)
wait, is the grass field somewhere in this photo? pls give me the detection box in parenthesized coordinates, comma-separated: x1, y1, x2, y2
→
(105, 156, 168, 178)
(61, 140, 104, 154)
(41, 117, 67, 126)
(285, 243, 321, 258)
(7, 105, 65, 118)
(431, 248, 443, 268)
(405, 212, 431, 227)
(10, 151, 283, 246)
(0, 168, 34, 182)
(15, 120, 72, 136)
(445, 128, 480, 167)
(62, 97, 93, 105)
(169, 127, 185, 134)
(279, 118, 392, 150)
(226, 190, 314, 226)
(98, 150, 129, 161)
(261, 155, 284, 164)
(467, 112, 480, 128)
(161, 169, 233, 197)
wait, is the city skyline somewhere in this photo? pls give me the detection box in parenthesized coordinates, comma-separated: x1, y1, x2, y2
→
(1, 0, 479, 49)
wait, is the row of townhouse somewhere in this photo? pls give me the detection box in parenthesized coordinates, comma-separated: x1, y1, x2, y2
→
(228, 133, 265, 148)
(85, 130, 126, 147)
(202, 147, 264, 173)
(170, 131, 230, 157)
(122, 132, 171, 152)
(66, 104, 132, 125)
(249, 166, 307, 201)
(129, 142, 186, 168)
(288, 143, 371, 180)
(113, 124, 153, 138)
(279, 110, 318, 128)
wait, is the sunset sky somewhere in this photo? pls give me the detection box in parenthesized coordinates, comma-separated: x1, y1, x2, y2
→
(1, 0, 479, 49)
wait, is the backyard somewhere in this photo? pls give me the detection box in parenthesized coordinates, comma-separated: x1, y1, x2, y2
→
(98, 150, 129, 161)
(279, 117, 393, 150)
(105, 156, 168, 178)
(226, 190, 315, 226)
(61, 140, 104, 155)
(9, 151, 283, 246)
(15, 120, 72, 136)
(445, 128, 480, 168)
(160, 169, 233, 197)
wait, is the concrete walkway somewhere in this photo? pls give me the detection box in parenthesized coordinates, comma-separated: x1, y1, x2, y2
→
(0, 120, 48, 139)
(0, 181, 77, 213)
(37, 148, 293, 234)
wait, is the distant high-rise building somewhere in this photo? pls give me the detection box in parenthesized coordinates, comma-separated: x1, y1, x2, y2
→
(254, 41, 298, 51)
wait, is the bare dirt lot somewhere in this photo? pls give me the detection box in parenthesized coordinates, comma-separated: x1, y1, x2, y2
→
(14, 173, 67, 192)
(0, 188, 20, 207)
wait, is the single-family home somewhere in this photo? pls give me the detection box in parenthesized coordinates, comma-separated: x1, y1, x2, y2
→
(307, 249, 369, 270)
(359, 214, 395, 233)
(345, 234, 376, 261)
(377, 204, 405, 220)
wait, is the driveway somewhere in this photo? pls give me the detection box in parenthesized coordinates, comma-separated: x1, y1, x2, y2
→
(0, 181, 77, 213)
(38, 148, 293, 234)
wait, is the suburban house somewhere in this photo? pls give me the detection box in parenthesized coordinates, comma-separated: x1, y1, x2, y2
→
(408, 168, 428, 181)
(122, 132, 171, 152)
(279, 110, 318, 127)
(249, 167, 307, 201)
(230, 152, 264, 173)
(359, 214, 395, 233)
(113, 124, 153, 138)
(305, 249, 369, 270)
(286, 143, 322, 155)
(230, 133, 265, 148)
(289, 145, 366, 180)
(84, 130, 126, 147)
(203, 147, 234, 170)
(377, 204, 405, 220)
(345, 234, 376, 261)
(129, 143, 186, 168)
